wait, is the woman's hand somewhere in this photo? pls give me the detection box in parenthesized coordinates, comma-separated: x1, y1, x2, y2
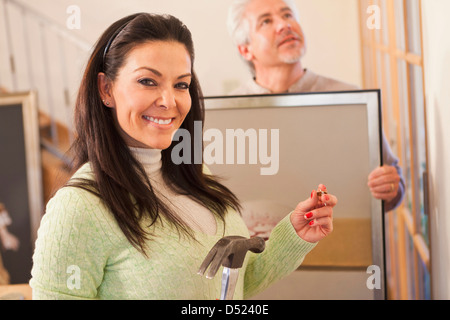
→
(290, 184, 336, 243)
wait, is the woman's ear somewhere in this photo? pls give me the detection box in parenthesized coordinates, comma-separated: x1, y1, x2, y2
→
(98, 72, 114, 108)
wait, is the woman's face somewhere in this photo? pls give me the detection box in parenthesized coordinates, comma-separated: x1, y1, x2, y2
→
(99, 41, 192, 150)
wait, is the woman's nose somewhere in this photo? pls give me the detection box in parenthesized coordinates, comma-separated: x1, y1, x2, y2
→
(158, 88, 176, 109)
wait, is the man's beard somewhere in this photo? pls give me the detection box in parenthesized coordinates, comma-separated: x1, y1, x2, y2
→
(280, 45, 306, 64)
(277, 31, 307, 64)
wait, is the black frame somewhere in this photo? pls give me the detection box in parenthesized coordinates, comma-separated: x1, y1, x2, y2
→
(0, 91, 43, 284)
(203, 90, 386, 300)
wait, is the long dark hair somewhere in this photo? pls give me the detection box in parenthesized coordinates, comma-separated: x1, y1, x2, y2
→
(69, 13, 240, 255)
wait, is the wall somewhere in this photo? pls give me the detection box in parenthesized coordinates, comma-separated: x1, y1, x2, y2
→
(421, 0, 450, 300)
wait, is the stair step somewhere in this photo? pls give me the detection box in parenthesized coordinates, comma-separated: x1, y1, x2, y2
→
(38, 112, 72, 154)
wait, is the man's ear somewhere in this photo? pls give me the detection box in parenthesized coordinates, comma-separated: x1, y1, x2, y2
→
(97, 72, 114, 108)
(237, 44, 254, 62)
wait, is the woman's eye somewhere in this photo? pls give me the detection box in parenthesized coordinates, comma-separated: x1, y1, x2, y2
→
(175, 82, 190, 90)
(138, 78, 156, 86)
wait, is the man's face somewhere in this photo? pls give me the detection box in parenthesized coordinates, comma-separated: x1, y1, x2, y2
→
(240, 0, 306, 69)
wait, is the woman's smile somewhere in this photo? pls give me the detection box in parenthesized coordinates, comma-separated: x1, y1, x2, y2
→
(142, 115, 175, 127)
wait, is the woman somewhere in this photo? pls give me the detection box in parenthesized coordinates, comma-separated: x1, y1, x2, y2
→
(30, 13, 336, 299)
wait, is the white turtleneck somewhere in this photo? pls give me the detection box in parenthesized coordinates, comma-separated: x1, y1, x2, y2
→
(129, 147, 217, 236)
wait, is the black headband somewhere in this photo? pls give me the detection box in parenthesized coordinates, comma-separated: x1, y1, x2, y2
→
(102, 20, 131, 72)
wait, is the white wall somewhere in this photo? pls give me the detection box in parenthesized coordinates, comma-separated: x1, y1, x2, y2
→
(421, 0, 450, 300)
(0, 0, 361, 121)
(297, 0, 362, 89)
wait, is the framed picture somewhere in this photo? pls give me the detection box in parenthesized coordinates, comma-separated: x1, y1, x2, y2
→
(0, 91, 43, 284)
(203, 90, 385, 300)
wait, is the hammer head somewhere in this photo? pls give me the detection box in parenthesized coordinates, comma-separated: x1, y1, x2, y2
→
(197, 236, 265, 279)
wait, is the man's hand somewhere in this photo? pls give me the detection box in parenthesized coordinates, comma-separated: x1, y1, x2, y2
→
(367, 165, 401, 202)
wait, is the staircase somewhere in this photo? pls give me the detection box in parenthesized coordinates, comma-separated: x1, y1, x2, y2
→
(39, 113, 72, 203)
(0, 0, 91, 203)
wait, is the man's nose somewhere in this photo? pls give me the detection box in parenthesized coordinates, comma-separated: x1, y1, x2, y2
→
(275, 18, 292, 34)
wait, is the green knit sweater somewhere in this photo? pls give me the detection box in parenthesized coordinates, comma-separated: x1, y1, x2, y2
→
(30, 159, 316, 300)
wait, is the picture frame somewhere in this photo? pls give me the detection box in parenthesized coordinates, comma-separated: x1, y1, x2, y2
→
(203, 90, 385, 300)
(0, 91, 43, 284)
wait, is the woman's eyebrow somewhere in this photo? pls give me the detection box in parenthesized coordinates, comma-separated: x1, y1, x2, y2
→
(178, 73, 192, 80)
(133, 67, 191, 80)
(133, 66, 161, 76)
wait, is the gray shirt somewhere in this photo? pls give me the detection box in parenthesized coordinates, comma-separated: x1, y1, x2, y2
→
(231, 69, 405, 212)
(231, 69, 359, 94)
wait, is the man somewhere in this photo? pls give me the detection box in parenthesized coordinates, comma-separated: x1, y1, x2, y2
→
(227, 0, 404, 211)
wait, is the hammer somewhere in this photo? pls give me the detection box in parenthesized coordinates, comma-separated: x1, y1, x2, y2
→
(198, 236, 265, 300)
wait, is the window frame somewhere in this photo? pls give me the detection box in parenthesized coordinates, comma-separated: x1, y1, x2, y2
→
(359, 0, 430, 300)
